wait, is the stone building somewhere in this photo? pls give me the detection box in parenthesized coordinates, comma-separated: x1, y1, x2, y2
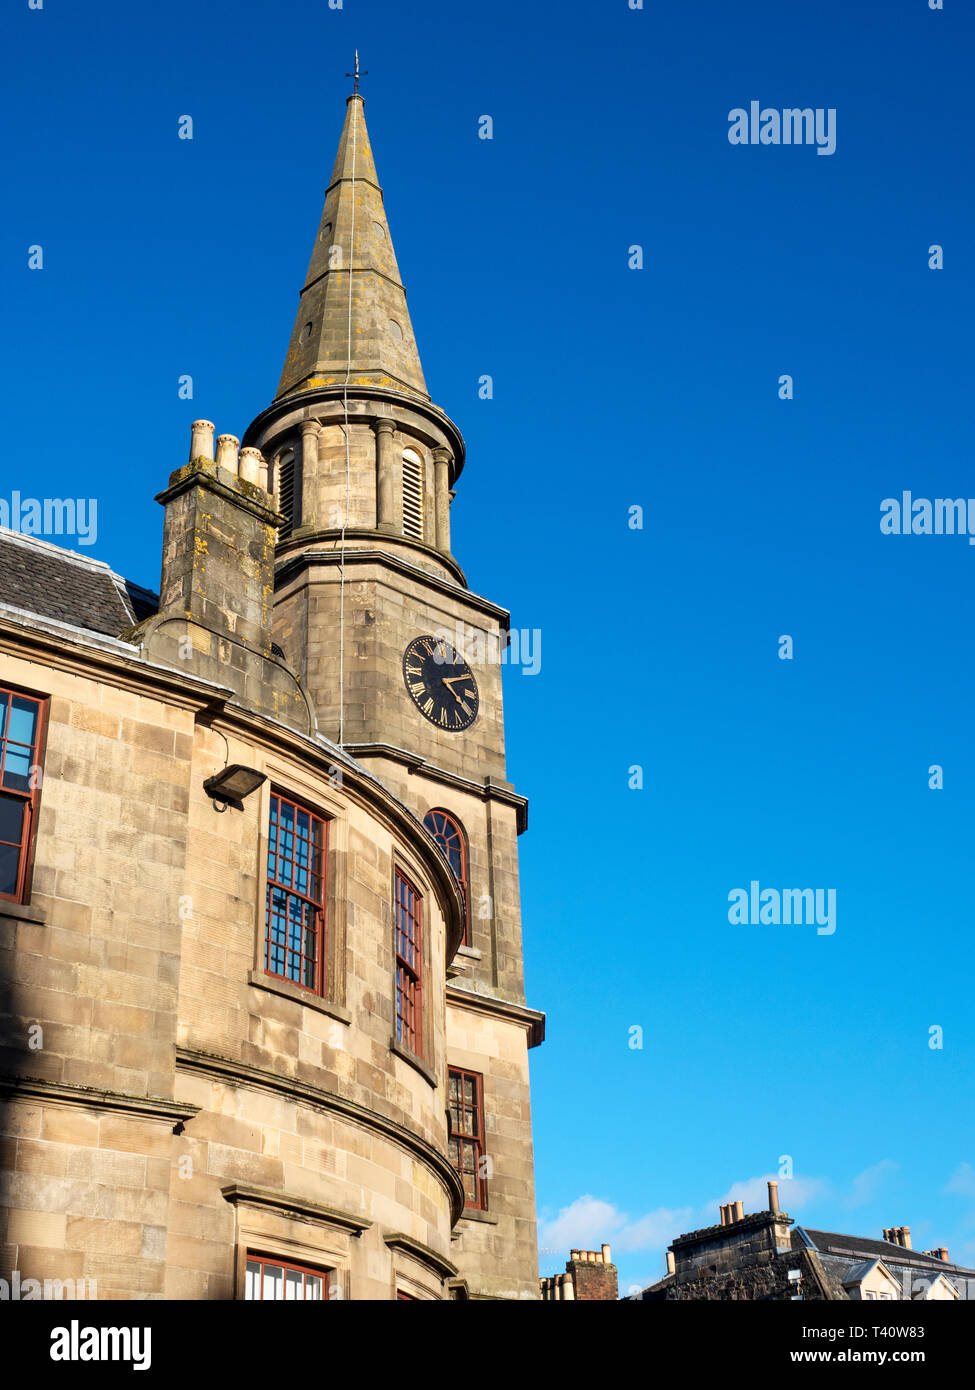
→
(631, 1182, 974, 1301)
(0, 86, 543, 1300)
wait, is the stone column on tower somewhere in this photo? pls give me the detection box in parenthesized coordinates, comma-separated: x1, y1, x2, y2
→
(433, 446, 452, 553)
(375, 419, 396, 532)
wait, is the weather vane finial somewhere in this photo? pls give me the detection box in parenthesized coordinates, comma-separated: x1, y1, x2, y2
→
(346, 49, 367, 95)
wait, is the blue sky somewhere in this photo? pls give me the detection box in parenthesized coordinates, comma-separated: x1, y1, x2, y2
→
(4, 0, 974, 1293)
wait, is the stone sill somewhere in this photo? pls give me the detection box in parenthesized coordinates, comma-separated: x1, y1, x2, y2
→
(0, 899, 48, 926)
(456, 1207, 499, 1226)
(247, 970, 351, 1025)
(389, 1037, 439, 1090)
(456, 944, 482, 961)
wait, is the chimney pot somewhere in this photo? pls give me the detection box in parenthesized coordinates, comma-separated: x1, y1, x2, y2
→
(901, 1226, 912, 1250)
(238, 447, 264, 487)
(768, 1180, 780, 1214)
(601, 1243, 612, 1264)
(190, 419, 215, 462)
(666, 1251, 676, 1275)
(216, 433, 240, 474)
(734, 1200, 745, 1222)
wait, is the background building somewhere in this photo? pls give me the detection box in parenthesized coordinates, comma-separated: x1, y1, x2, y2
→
(629, 1183, 974, 1301)
(0, 87, 543, 1301)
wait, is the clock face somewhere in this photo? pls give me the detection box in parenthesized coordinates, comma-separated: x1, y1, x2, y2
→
(403, 635, 479, 732)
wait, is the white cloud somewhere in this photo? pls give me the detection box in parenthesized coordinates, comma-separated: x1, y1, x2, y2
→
(537, 1195, 693, 1259)
(614, 1208, 695, 1253)
(715, 1173, 826, 1216)
(844, 1160, 898, 1209)
(945, 1163, 975, 1198)
(538, 1195, 622, 1252)
(538, 1177, 829, 1272)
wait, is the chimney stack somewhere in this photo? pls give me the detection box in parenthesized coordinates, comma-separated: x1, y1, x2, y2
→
(156, 420, 284, 659)
(564, 1242, 617, 1299)
(138, 419, 312, 734)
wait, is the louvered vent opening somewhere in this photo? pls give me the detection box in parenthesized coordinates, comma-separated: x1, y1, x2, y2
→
(276, 449, 296, 537)
(402, 450, 424, 541)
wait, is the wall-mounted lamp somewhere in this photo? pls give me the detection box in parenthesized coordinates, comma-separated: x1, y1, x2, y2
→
(203, 765, 266, 806)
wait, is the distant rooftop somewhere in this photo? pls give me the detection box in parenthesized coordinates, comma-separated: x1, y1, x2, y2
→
(798, 1227, 975, 1277)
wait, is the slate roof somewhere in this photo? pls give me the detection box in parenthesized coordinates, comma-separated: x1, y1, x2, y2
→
(0, 527, 158, 637)
(840, 1258, 897, 1287)
(798, 1228, 975, 1277)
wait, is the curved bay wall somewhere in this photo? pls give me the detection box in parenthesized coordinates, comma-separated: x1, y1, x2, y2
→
(0, 633, 460, 1299)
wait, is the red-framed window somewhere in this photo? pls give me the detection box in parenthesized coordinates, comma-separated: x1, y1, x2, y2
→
(448, 1067, 487, 1210)
(394, 869, 423, 1056)
(424, 809, 470, 946)
(0, 687, 46, 904)
(244, 1253, 329, 1300)
(265, 793, 327, 994)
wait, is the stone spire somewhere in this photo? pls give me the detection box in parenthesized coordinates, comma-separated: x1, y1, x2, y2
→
(276, 93, 429, 403)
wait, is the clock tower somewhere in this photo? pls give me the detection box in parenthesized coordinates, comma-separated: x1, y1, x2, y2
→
(241, 88, 544, 1299)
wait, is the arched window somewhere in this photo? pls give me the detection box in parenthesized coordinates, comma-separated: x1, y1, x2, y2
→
(274, 448, 296, 537)
(424, 809, 470, 946)
(402, 448, 424, 541)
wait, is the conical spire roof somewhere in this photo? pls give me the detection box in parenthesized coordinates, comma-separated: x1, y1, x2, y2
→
(276, 94, 429, 402)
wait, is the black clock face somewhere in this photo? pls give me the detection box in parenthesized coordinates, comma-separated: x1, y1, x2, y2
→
(403, 635, 479, 732)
